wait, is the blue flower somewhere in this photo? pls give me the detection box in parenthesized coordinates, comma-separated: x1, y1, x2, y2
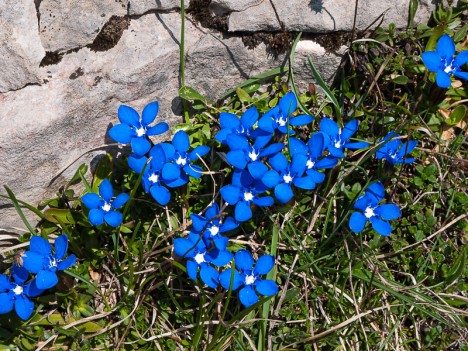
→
(0, 265, 44, 320)
(258, 92, 313, 134)
(422, 34, 468, 88)
(82, 178, 130, 227)
(262, 153, 315, 204)
(190, 203, 238, 251)
(376, 133, 417, 166)
(220, 168, 274, 222)
(159, 130, 210, 186)
(219, 250, 278, 308)
(320, 118, 369, 158)
(289, 133, 339, 186)
(108, 101, 169, 156)
(173, 232, 233, 288)
(348, 182, 401, 236)
(215, 106, 269, 143)
(22, 235, 76, 290)
(128, 145, 180, 206)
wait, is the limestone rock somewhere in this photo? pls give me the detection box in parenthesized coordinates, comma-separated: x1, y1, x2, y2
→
(39, 0, 129, 52)
(210, 0, 265, 13)
(0, 0, 45, 92)
(228, 1, 281, 32)
(129, 0, 190, 15)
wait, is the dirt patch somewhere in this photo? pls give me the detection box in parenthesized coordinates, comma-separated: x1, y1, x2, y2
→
(88, 15, 130, 52)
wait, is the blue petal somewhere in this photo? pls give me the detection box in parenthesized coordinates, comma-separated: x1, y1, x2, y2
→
(98, 179, 114, 203)
(289, 137, 307, 155)
(191, 214, 208, 232)
(81, 193, 101, 210)
(268, 153, 288, 172)
(188, 232, 206, 252)
(150, 184, 171, 206)
(306, 169, 325, 184)
(366, 182, 385, 203)
(158, 142, 175, 160)
(328, 146, 345, 158)
(422, 51, 442, 72)
(174, 238, 196, 258)
(212, 235, 229, 251)
(29, 236, 51, 255)
(261, 143, 284, 158)
(24, 279, 45, 297)
(162, 163, 181, 181)
(233, 169, 254, 188)
(375, 204, 401, 220)
(14, 295, 34, 320)
(248, 161, 268, 180)
(128, 154, 148, 174)
(279, 92, 297, 116)
(57, 255, 76, 271)
(12, 264, 28, 284)
(436, 34, 455, 59)
(290, 114, 313, 126)
(54, 235, 68, 260)
(104, 211, 123, 227)
(255, 279, 278, 296)
(454, 50, 468, 68)
(397, 141, 417, 158)
(226, 150, 248, 169)
(200, 264, 219, 289)
(0, 293, 14, 314)
(219, 268, 243, 291)
(189, 145, 210, 160)
(0, 275, 10, 292)
(290, 154, 307, 176)
(131, 137, 151, 156)
(274, 183, 294, 203)
(241, 106, 259, 129)
(113, 193, 130, 209)
(186, 260, 199, 281)
(235, 201, 252, 222)
(173, 130, 190, 153)
(226, 133, 249, 151)
(147, 122, 169, 136)
(36, 270, 58, 289)
(108, 124, 133, 144)
(22, 251, 44, 274)
(254, 255, 275, 275)
(142, 101, 159, 126)
(262, 170, 281, 188)
(252, 196, 274, 207)
(436, 70, 452, 88)
(118, 105, 140, 126)
(220, 217, 238, 232)
(215, 128, 231, 144)
(293, 176, 316, 190)
(308, 132, 325, 158)
(206, 203, 219, 219)
(341, 120, 359, 140)
(354, 195, 370, 211)
(149, 146, 167, 170)
(315, 156, 339, 169)
(344, 141, 369, 150)
(239, 285, 259, 307)
(88, 209, 104, 226)
(235, 249, 254, 271)
(220, 112, 240, 130)
(209, 250, 233, 267)
(349, 212, 367, 233)
(220, 185, 241, 205)
(370, 217, 393, 236)
(320, 117, 339, 137)
(258, 109, 276, 133)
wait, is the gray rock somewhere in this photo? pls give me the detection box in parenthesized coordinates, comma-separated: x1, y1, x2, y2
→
(0, 0, 45, 92)
(39, 0, 128, 52)
(228, 1, 281, 32)
(129, 0, 190, 15)
(210, 0, 265, 13)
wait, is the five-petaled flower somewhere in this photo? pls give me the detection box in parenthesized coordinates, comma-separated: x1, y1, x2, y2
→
(348, 182, 401, 236)
(320, 118, 369, 158)
(0, 264, 44, 320)
(219, 249, 278, 308)
(422, 34, 468, 88)
(108, 101, 169, 156)
(82, 178, 130, 227)
(22, 235, 76, 290)
(376, 133, 417, 166)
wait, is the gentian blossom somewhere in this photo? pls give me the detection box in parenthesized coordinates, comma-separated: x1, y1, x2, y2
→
(320, 117, 369, 158)
(0, 265, 44, 320)
(422, 34, 468, 88)
(348, 182, 401, 236)
(190, 203, 238, 251)
(376, 133, 417, 166)
(219, 249, 278, 308)
(22, 235, 76, 289)
(82, 178, 130, 227)
(173, 232, 233, 288)
(258, 92, 313, 134)
(108, 101, 169, 156)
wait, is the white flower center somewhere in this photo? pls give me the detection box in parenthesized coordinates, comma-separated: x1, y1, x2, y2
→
(364, 206, 375, 218)
(277, 116, 287, 127)
(135, 127, 146, 137)
(49, 257, 58, 269)
(390, 152, 397, 159)
(306, 159, 315, 169)
(444, 61, 454, 74)
(283, 173, 293, 184)
(148, 173, 159, 183)
(209, 226, 219, 236)
(244, 192, 254, 202)
(176, 155, 187, 166)
(245, 274, 256, 285)
(102, 202, 111, 212)
(248, 149, 259, 161)
(334, 138, 342, 148)
(194, 253, 205, 264)
(12, 285, 23, 295)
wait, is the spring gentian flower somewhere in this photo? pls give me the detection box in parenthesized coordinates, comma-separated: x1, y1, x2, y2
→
(422, 34, 468, 88)
(108, 101, 169, 156)
(348, 182, 401, 236)
(82, 178, 130, 227)
(173, 232, 233, 288)
(258, 92, 313, 134)
(190, 203, 238, 250)
(219, 250, 278, 307)
(262, 153, 315, 203)
(0, 265, 44, 320)
(376, 133, 417, 166)
(220, 168, 274, 222)
(22, 235, 76, 289)
(320, 118, 369, 158)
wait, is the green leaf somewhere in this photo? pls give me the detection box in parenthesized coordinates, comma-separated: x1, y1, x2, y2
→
(3, 186, 36, 234)
(236, 87, 251, 104)
(454, 24, 468, 43)
(92, 154, 113, 193)
(66, 163, 88, 189)
(408, 0, 418, 28)
(391, 75, 409, 85)
(444, 246, 466, 286)
(446, 105, 466, 125)
(179, 86, 207, 102)
(44, 208, 88, 225)
(80, 321, 103, 333)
